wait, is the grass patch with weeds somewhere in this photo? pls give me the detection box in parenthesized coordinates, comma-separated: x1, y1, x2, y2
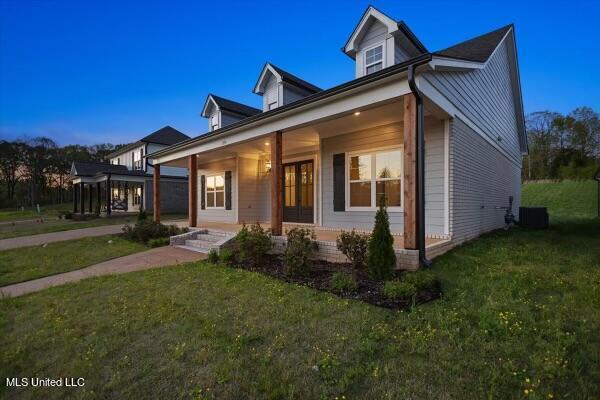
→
(0, 235, 146, 286)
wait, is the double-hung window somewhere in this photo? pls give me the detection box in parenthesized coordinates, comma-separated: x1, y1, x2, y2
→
(348, 148, 402, 209)
(364, 44, 384, 75)
(133, 149, 143, 170)
(205, 173, 225, 209)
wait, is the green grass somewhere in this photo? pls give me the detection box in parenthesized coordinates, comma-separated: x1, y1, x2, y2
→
(0, 213, 187, 240)
(0, 235, 147, 286)
(522, 180, 598, 219)
(0, 203, 72, 222)
(1, 218, 598, 399)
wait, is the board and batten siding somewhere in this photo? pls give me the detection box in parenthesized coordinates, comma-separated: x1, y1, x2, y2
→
(449, 118, 521, 242)
(197, 158, 237, 224)
(321, 119, 446, 235)
(423, 37, 522, 163)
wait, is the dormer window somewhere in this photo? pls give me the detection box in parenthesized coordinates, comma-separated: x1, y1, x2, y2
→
(210, 115, 219, 132)
(253, 63, 321, 111)
(364, 44, 384, 75)
(268, 101, 278, 111)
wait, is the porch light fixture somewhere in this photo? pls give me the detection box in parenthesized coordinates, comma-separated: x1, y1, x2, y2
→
(265, 142, 270, 146)
(354, 111, 361, 116)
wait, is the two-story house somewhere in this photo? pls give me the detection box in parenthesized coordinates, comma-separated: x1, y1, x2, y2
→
(70, 126, 190, 215)
(149, 6, 527, 269)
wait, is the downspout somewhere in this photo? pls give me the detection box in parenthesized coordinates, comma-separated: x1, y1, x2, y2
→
(407, 63, 432, 267)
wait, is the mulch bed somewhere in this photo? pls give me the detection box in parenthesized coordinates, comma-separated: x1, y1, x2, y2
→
(237, 256, 442, 310)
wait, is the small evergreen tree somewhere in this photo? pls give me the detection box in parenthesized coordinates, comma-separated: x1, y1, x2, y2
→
(367, 196, 396, 280)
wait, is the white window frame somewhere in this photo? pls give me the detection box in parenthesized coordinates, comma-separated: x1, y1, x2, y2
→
(204, 172, 226, 210)
(268, 101, 278, 110)
(363, 42, 385, 76)
(345, 146, 403, 212)
(133, 149, 143, 170)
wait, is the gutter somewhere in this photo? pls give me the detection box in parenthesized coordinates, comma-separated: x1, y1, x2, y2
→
(149, 53, 433, 159)
(407, 62, 433, 268)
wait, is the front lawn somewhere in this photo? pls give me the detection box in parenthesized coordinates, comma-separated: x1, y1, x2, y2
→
(0, 235, 147, 286)
(1, 218, 598, 399)
(0, 203, 71, 222)
(0, 213, 187, 240)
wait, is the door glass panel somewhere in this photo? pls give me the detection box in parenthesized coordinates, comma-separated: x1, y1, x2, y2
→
(300, 163, 313, 207)
(285, 165, 296, 207)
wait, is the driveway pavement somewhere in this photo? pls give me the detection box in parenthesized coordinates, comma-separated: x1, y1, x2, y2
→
(0, 219, 187, 251)
(0, 245, 204, 298)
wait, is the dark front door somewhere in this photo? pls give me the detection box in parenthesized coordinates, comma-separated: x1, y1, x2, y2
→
(283, 160, 314, 223)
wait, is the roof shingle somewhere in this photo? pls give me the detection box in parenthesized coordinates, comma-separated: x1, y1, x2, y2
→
(433, 24, 513, 63)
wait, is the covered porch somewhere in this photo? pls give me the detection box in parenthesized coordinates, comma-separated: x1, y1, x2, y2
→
(71, 174, 145, 216)
(153, 91, 451, 254)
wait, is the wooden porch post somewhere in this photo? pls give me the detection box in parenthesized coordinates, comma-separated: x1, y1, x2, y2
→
(88, 185, 93, 213)
(106, 177, 112, 215)
(79, 182, 85, 215)
(270, 131, 283, 236)
(153, 164, 161, 222)
(188, 155, 198, 227)
(73, 183, 78, 213)
(403, 94, 418, 250)
(96, 182, 101, 213)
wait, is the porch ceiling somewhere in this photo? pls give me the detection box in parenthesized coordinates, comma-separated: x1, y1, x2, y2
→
(161, 95, 449, 168)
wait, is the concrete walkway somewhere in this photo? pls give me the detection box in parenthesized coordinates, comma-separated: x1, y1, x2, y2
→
(0, 220, 186, 251)
(0, 246, 205, 298)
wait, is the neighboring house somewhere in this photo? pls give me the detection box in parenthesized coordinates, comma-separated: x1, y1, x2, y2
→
(150, 6, 527, 269)
(70, 126, 190, 215)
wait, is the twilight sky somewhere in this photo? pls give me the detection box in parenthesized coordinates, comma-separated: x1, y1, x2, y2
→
(1, 0, 599, 146)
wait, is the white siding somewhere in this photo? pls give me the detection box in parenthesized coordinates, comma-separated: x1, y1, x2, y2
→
(262, 75, 279, 111)
(423, 38, 522, 162)
(449, 118, 521, 242)
(237, 156, 268, 223)
(197, 158, 237, 224)
(147, 143, 188, 177)
(358, 19, 387, 49)
(424, 119, 446, 235)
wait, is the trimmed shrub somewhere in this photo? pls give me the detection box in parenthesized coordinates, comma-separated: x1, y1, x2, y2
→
(402, 271, 437, 290)
(122, 221, 187, 244)
(367, 197, 397, 281)
(147, 237, 170, 248)
(137, 209, 148, 222)
(284, 227, 318, 276)
(207, 249, 219, 264)
(383, 280, 417, 301)
(330, 272, 358, 293)
(235, 223, 271, 268)
(219, 248, 234, 266)
(336, 230, 369, 276)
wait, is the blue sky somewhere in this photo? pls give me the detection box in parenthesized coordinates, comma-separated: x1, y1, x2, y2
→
(1, 0, 599, 146)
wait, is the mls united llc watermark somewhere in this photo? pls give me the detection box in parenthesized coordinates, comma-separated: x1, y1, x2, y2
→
(6, 377, 85, 388)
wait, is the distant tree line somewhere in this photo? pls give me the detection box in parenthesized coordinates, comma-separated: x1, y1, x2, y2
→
(0, 106, 598, 208)
(523, 107, 599, 181)
(0, 137, 123, 208)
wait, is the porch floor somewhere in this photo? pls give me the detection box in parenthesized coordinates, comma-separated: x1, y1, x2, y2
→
(192, 221, 445, 250)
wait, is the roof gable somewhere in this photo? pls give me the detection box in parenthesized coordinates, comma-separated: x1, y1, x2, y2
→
(140, 126, 190, 146)
(433, 24, 513, 63)
(253, 63, 321, 95)
(343, 6, 427, 59)
(201, 94, 261, 118)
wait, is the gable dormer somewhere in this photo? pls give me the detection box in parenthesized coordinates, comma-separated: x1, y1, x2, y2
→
(343, 6, 427, 78)
(253, 63, 321, 111)
(201, 94, 261, 132)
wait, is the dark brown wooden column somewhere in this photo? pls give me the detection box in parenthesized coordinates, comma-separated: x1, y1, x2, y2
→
(73, 183, 78, 213)
(153, 164, 161, 222)
(188, 155, 198, 227)
(270, 131, 283, 236)
(88, 185, 93, 213)
(106, 177, 112, 215)
(96, 182, 101, 213)
(79, 182, 85, 215)
(403, 94, 418, 250)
